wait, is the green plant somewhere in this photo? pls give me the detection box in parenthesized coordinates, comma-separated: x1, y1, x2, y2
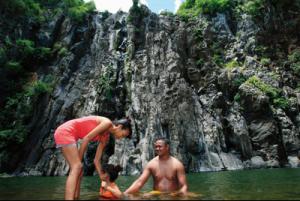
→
(193, 28, 204, 42)
(288, 49, 300, 63)
(260, 57, 271, 66)
(288, 49, 300, 76)
(0, 47, 7, 65)
(160, 10, 175, 17)
(240, 0, 264, 17)
(67, 4, 93, 23)
(246, 76, 290, 109)
(273, 97, 290, 110)
(233, 76, 246, 87)
(196, 58, 205, 67)
(25, 80, 53, 97)
(246, 76, 279, 98)
(212, 54, 224, 66)
(0, 125, 28, 147)
(98, 65, 114, 99)
(5, 61, 23, 74)
(234, 93, 241, 102)
(291, 62, 300, 76)
(225, 59, 241, 69)
(35, 47, 52, 60)
(16, 39, 35, 58)
(177, 0, 232, 18)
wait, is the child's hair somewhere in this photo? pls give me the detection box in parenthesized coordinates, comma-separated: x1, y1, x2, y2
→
(113, 117, 132, 139)
(102, 164, 123, 182)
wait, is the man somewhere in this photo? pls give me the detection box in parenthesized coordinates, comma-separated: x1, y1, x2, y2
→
(124, 137, 188, 195)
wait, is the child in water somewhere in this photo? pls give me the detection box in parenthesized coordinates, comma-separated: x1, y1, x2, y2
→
(99, 163, 123, 199)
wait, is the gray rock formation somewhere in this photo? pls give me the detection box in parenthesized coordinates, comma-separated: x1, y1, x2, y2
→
(3, 4, 300, 176)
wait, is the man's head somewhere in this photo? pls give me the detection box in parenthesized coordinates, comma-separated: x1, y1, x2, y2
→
(154, 137, 170, 157)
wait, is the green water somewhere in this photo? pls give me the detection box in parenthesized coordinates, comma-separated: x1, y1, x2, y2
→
(0, 168, 300, 200)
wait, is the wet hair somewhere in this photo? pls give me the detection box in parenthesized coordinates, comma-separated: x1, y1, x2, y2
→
(113, 117, 132, 139)
(154, 136, 170, 146)
(102, 164, 123, 182)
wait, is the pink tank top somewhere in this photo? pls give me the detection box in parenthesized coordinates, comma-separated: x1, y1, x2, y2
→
(59, 116, 110, 142)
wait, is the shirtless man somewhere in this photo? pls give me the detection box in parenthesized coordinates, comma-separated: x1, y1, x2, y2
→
(124, 137, 188, 195)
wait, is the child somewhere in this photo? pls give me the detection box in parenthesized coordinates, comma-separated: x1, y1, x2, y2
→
(99, 163, 124, 199)
(53, 115, 131, 200)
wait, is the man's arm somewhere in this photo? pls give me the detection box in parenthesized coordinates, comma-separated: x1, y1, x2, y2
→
(177, 162, 188, 195)
(124, 164, 151, 194)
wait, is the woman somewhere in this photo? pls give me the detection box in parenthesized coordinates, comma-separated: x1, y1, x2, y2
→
(53, 115, 132, 200)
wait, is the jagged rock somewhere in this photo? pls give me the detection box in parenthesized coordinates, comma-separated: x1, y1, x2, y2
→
(250, 156, 267, 169)
(3, 3, 300, 176)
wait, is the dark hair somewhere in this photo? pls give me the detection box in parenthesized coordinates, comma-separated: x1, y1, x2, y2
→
(154, 136, 170, 146)
(113, 117, 132, 139)
(102, 164, 123, 182)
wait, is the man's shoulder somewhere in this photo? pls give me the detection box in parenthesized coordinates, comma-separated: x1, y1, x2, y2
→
(170, 156, 184, 166)
(149, 156, 159, 163)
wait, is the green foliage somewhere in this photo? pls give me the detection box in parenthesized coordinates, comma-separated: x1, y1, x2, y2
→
(35, 47, 52, 60)
(212, 54, 224, 66)
(234, 93, 241, 102)
(193, 28, 204, 42)
(225, 59, 241, 69)
(0, 0, 27, 16)
(1, 0, 95, 23)
(196, 58, 205, 67)
(0, 0, 44, 21)
(260, 57, 271, 66)
(288, 49, 300, 76)
(53, 42, 68, 56)
(246, 76, 279, 98)
(100, 10, 110, 20)
(246, 76, 290, 109)
(67, 1, 95, 23)
(233, 76, 247, 87)
(25, 81, 53, 97)
(5, 61, 23, 74)
(288, 49, 300, 63)
(16, 39, 35, 58)
(0, 47, 7, 66)
(177, 0, 232, 19)
(98, 65, 114, 99)
(273, 97, 290, 110)
(240, 0, 264, 16)
(291, 62, 300, 76)
(160, 10, 175, 17)
(0, 125, 28, 149)
(255, 45, 268, 56)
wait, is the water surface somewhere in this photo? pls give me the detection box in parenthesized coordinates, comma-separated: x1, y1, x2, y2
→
(0, 168, 300, 200)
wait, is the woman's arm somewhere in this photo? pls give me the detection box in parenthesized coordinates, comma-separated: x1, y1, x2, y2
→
(78, 117, 112, 160)
(94, 141, 107, 178)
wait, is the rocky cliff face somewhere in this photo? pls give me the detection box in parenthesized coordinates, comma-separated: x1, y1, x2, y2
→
(6, 3, 300, 176)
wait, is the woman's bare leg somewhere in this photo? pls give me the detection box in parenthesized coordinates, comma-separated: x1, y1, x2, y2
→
(62, 145, 83, 200)
(74, 169, 83, 199)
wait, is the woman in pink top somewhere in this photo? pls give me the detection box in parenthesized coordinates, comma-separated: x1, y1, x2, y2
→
(54, 115, 132, 200)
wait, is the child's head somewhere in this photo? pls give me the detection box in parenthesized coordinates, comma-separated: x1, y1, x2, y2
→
(101, 164, 123, 182)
